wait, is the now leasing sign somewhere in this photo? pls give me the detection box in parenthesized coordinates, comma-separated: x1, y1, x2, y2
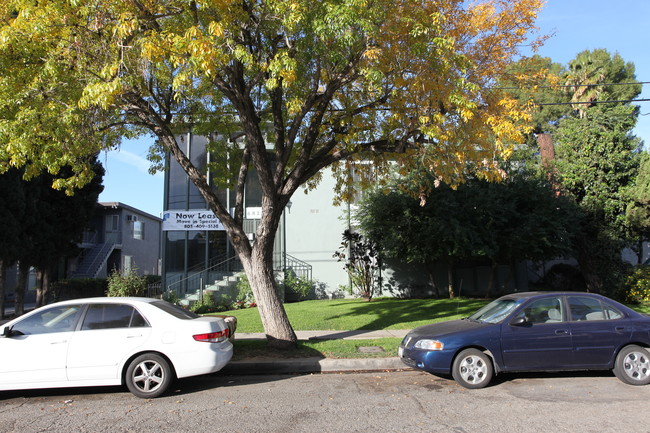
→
(162, 210, 226, 231)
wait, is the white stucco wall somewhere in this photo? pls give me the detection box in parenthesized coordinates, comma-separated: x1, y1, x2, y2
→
(284, 171, 351, 295)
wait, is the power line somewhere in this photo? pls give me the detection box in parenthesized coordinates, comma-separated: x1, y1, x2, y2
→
(497, 81, 650, 90)
(536, 98, 650, 106)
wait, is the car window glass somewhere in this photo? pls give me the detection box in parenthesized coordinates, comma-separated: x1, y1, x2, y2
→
(11, 305, 82, 335)
(604, 305, 623, 320)
(130, 309, 149, 327)
(515, 297, 563, 324)
(81, 304, 149, 330)
(151, 300, 200, 320)
(568, 296, 619, 321)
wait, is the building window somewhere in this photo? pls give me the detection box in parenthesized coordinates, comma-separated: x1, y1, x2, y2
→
(110, 215, 119, 230)
(133, 221, 145, 240)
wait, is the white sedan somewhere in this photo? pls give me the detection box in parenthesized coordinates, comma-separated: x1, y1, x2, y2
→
(0, 297, 233, 398)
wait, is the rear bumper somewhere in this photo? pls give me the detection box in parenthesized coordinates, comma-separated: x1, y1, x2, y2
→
(171, 341, 234, 378)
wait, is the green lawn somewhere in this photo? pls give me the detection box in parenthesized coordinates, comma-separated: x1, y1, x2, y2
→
(634, 302, 650, 315)
(213, 297, 489, 333)
(231, 338, 401, 361)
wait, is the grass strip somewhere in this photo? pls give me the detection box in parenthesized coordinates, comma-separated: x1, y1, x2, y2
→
(231, 338, 402, 361)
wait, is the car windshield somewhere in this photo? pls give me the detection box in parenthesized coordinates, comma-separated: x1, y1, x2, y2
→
(468, 298, 522, 324)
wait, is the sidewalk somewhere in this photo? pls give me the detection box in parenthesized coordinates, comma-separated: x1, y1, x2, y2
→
(222, 329, 412, 375)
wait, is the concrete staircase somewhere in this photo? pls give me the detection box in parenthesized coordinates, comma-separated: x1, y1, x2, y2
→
(179, 271, 243, 307)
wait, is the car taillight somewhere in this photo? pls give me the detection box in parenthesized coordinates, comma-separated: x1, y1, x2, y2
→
(193, 328, 229, 343)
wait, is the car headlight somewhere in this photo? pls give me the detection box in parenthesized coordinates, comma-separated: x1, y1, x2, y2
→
(414, 339, 444, 351)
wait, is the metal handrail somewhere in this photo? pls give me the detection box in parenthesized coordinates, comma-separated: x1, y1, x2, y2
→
(74, 242, 116, 278)
(166, 255, 243, 295)
(282, 254, 312, 281)
(165, 253, 313, 297)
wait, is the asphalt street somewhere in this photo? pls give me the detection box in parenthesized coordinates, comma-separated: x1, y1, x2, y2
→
(1, 370, 648, 433)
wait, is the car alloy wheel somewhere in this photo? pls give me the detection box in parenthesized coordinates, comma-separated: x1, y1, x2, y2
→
(452, 348, 493, 389)
(125, 353, 173, 398)
(614, 345, 650, 386)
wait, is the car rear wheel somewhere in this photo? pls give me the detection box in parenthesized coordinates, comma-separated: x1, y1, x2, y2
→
(452, 349, 493, 389)
(613, 345, 650, 386)
(125, 353, 173, 398)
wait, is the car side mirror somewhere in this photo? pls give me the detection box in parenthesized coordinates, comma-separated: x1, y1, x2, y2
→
(510, 316, 529, 327)
(1, 326, 13, 338)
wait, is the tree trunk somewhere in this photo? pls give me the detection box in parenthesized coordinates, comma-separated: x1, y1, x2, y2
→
(426, 263, 440, 298)
(35, 267, 50, 308)
(486, 259, 498, 299)
(576, 254, 602, 293)
(15, 262, 29, 317)
(0, 260, 5, 320)
(638, 239, 644, 265)
(447, 261, 455, 299)
(242, 245, 297, 349)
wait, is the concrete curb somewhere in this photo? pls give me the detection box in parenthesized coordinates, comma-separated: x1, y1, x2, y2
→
(222, 356, 410, 375)
(224, 329, 411, 375)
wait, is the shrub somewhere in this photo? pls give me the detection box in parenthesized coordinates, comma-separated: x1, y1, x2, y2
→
(107, 268, 147, 297)
(333, 229, 380, 300)
(162, 290, 180, 305)
(543, 263, 586, 292)
(234, 275, 255, 305)
(283, 271, 313, 302)
(623, 266, 650, 303)
(189, 293, 218, 314)
(51, 278, 108, 301)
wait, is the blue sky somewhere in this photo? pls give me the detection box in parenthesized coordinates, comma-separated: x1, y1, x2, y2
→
(98, 0, 650, 217)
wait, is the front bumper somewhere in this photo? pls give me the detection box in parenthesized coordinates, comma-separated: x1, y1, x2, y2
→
(399, 344, 455, 375)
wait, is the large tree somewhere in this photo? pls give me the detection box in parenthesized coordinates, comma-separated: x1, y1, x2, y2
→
(357, 171, 578, 298)
(626, 151, 650, 259)
(506, 49, 643, 293)
(0, 160, 104, 316)
(0, 168, 26, 318)
(0, 0, 543, 346)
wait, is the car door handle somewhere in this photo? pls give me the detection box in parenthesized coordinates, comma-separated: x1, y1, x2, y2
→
(615, 326, 626, 333)
(555, 329, 569, 335)
(50, 340, 68, 345)
(127, 334, 143, 339)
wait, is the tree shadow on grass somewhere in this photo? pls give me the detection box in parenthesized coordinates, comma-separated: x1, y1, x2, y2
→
(231, 340, 326, 361)
(324, 298, 489, 331)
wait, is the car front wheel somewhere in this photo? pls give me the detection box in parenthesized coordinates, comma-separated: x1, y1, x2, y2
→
(125, 353, 173, 398)
(613, 345, 650, 386)
(452, 348, 493, 389)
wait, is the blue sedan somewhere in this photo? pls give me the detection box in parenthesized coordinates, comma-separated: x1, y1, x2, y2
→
(399, 292, 650, 388)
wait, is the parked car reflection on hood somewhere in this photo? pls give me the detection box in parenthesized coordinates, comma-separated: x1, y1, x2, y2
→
(399, 292, 650, 389)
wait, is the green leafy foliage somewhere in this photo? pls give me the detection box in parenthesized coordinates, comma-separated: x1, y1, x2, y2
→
(189, 294, 218, 314)
(623, 266, 650, 304)
(50, 278, 108, 301)
(357, 171, 580, 297)
(162, 290, 181, 305)
(626, 152, 650, 239)
(0, 0, 544, 343)
(507, 49, 644, 296)
(283, 271, 314, 303)
(107, 269, 147, 297)
(334, 230, 381, 300)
